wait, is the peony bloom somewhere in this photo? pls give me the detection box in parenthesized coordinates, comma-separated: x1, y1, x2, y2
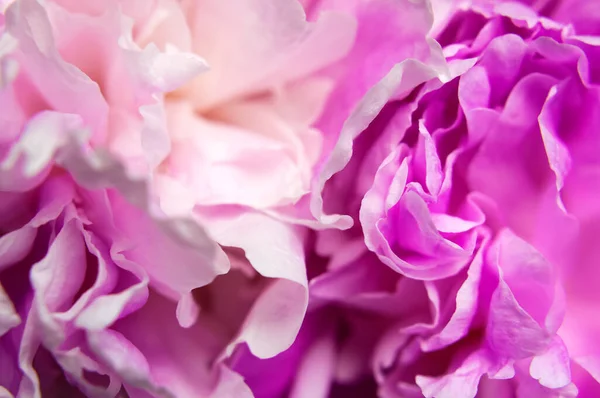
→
(231, 1, 600, 398)
(374, 3, 600, 396)
(0, 0, 384, 396)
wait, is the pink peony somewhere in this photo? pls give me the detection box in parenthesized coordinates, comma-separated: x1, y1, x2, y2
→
(0, 0, 376, 396)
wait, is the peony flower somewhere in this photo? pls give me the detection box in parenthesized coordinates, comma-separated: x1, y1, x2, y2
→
(234, 1, 600, 398)
(382, 4, 600, 396)
(0, 0, 378, 396)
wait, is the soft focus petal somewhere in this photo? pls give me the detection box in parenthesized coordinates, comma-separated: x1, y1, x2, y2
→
(180, 0, 356, 110)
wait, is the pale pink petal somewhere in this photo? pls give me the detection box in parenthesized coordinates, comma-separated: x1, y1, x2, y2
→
(5, 0, 108, 143)
(197, 210, 308, 358)
(0, 111, 84, 192)
(530, 336, 572, 389)
(163, 101, 314, 209)
(43, 0, 206, 173)
(181, 0, 356, 110)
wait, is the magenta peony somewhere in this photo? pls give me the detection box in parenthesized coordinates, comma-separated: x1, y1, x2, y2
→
(232, 1, 600, 398)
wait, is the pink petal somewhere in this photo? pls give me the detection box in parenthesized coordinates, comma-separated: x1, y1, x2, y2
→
(5, 0, 108, 143)
(530, 337, 572, 389)
(57, 136, 229, 326)
(181, 0, 356, 110)
(197, 210, 308, 358)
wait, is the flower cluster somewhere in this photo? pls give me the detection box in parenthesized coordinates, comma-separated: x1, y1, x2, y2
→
(1, 0, 600, 397)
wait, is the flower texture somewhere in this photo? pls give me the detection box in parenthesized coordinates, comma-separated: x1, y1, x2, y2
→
(3, 0, 600, 397)
(231, 1, 600, 398)
(0, 0, 401, 396)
